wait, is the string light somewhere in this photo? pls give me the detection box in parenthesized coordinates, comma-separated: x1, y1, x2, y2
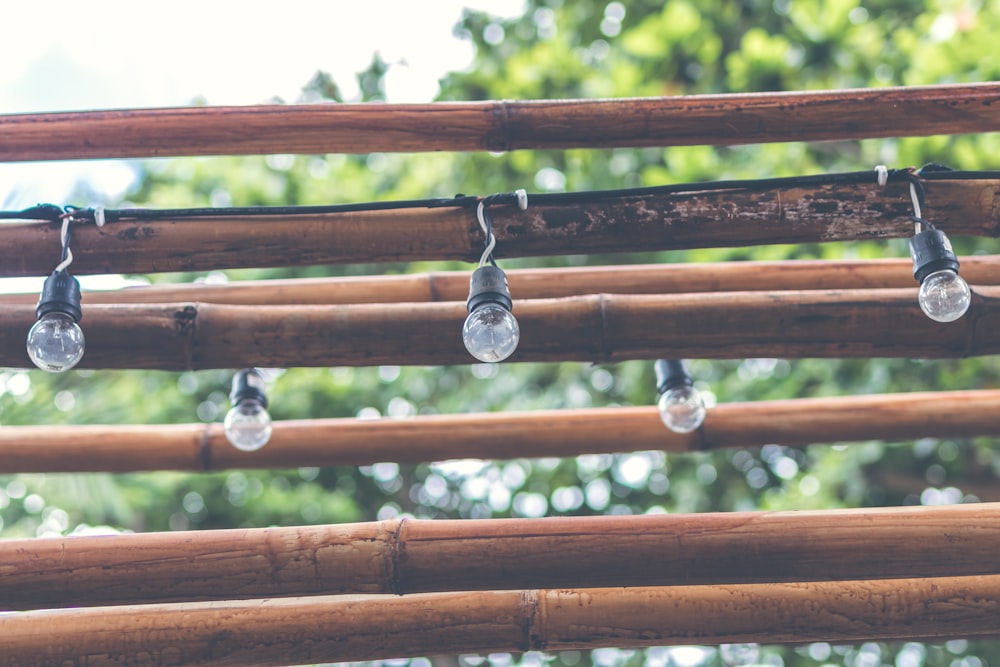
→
(27, 215, 84, 372)
(906, 179, 971, 323)
(463, 191, 527, 363)
(224, 368, 273, 451)
(654, 359, 706, 434)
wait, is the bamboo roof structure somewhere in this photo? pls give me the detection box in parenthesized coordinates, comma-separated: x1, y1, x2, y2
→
(4, 84, 1000, 665)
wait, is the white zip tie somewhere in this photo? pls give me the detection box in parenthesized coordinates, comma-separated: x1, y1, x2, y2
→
(874, 165, 888, 187)
(910, 181, 923, 234)
(93, 205, 105, 228)
(515, 188, 528, 210)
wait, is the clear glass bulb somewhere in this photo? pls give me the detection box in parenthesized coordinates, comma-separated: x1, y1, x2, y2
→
(462, 303, 520, 363)
(26, 312, 85, 373)
(918, 269, 971, 323)
(224, 398, 273, 451)
(657, 385, 706, 433)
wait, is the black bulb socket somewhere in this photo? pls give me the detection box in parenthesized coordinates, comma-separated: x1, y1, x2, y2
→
(655, 359, 693, 394)
(230, 369, 268, 408)
(36, 270, 82, 322)
(466, 265, 513, 314)
(909, 229, 960, 284)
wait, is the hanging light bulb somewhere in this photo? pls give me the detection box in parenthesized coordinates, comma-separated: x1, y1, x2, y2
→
(909, 227, 971, 323)
(654, 359, 706, 434)
(224, 368, 273, 451)
(26, 270, 85, 372)
(463, 265, 520, 363)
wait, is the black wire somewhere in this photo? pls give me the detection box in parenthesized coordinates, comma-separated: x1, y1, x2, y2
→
(2, 166, 998, 224)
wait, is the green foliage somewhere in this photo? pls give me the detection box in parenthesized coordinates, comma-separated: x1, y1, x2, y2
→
(3, 2, 1000, 666)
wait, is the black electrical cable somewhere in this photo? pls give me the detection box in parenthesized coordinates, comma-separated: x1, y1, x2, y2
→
(0, 165, 996, 225)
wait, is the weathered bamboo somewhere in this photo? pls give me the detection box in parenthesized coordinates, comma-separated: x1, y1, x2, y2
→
(4, 83, 1000, 161)
(3, 255, 1000, 306)
(1, 288, 999, 369)
(1, 179, 998, 276)
(5, 577, 1000, 665)
(3, 504, 1000, 610)
(0, 390, 996, 474)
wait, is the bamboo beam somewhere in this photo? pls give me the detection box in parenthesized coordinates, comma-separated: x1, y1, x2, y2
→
(3, 255, 1000, 306)
(5, 577, 1000, 665)
(1, 288, 999, 369)
(4, 84, 1000, 161)
(1, 390, 996, 474)
(1, 179, 997, 276)
(3, 504, 1000, 610)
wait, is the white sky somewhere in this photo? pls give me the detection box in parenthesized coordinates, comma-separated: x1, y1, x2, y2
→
(0, 0, 523, 207)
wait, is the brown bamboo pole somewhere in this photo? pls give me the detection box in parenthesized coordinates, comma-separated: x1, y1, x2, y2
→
(1, 178, 997, 276)
(1, 287, 999, 369)
(4, 83, 1000, 161)
(5, 577, 1000, 665)
(4, 504, 1000, 610)
(3, 255, 1000, 306)
(1, 389, 996, 474)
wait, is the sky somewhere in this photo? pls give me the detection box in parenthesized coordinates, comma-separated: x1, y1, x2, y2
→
(0, 1, 523, 291)
(0, 0, 523, 207)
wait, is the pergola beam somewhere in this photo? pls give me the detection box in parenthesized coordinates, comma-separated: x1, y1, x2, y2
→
(1, 256, 1000, 306)
(3, 505, 1000, 610)
(0, 390, 996, 474)
(0, 179, 997, 277)
(3, 83, 1000, 161)
(5, 577, 1000, 665)
(0, 288, 998, 369)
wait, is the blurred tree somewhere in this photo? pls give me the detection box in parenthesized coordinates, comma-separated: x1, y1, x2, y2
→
(3, 1, 1000, 666)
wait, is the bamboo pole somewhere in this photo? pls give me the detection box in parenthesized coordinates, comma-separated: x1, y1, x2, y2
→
(1, 287, 999, 369)
(5, 577, 1000, 665)
(0, 390, 997, 474)
(3, 83, 1000, 161)
(4, 504, 1000, 610)
(1, 178, 997, 276)
(3, 255, 1000, 306)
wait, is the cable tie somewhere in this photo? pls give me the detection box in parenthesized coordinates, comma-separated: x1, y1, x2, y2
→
(515, 188, 528, 210)
(874, 165, 888, 187)
(93, 206, 105, 228)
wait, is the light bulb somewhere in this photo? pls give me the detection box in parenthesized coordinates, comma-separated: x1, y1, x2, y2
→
(27, 270, 84, 373)
(224, 399, 272, 451)
(27, 312, 85, 372)
(463, 304, 520, 362)
(910, 228, 970, 323)
(654, 359, 707, 434)
(657, 384, 706, 433)
(224, 369, 272, 451)
(463, 266, 519, 363)
(918, 269, 971, 323)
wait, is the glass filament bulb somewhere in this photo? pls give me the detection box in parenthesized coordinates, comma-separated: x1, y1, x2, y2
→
(224, 398, 273, 451)
(463, 303, 520, 363)
(657, 385, 706, 433)
(26, 312, 85, 373)
(918, 269, 971, 323)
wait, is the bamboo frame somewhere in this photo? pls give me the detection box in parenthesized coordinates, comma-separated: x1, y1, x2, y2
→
(5, 577, 1000, 664)
(1, 390, 997, 474)
(1, 288, 998, 369)
(2, 255, 1000, 306)
(4, 504, 1000, 610)
(3, 83, 1000, 161)
(1, 179, 997, 276)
